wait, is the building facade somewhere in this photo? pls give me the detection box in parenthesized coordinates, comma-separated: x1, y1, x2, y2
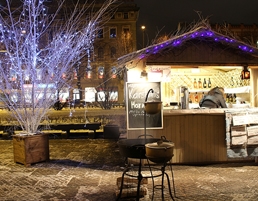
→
(76, 0, 139, 108)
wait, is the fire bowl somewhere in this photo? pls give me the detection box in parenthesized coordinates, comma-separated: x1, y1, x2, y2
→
(145, 141, 174, 163)
(144, 101, 162, 114)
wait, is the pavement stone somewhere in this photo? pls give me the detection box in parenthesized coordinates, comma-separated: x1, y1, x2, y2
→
(0, 138, 258, 201)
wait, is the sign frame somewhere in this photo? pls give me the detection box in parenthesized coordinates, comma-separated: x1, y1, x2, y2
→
(126, 82, 163, 130)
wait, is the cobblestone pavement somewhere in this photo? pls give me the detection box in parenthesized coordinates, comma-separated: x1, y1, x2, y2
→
(0, 138, 258, 201)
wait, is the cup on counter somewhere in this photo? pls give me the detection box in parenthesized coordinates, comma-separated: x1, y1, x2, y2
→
(170, 102, 179, 109)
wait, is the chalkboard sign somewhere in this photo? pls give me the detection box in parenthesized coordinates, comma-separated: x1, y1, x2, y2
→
(126, 82, 163, 130)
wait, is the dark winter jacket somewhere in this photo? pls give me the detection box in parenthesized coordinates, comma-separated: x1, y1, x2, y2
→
(199, 88, 227, 108)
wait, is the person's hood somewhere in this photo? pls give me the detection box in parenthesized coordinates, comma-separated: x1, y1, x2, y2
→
(214, 87, 223, 95)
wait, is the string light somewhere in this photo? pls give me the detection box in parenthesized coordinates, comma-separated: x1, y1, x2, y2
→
(134, 27, 258, 60)
(0, 0, 116, 132)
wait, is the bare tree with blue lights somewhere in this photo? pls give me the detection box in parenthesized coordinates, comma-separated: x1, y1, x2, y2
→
(0, 0, 116, 134)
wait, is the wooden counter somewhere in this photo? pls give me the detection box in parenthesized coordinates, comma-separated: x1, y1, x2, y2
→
(127, 108, 254, 164)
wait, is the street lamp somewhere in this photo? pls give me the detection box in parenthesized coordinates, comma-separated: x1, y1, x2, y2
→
(141, 25, 145, 48)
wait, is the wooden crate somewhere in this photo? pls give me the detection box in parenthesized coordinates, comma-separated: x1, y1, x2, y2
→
(13, 134, 49, 167)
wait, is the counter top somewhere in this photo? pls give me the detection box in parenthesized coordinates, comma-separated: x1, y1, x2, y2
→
(163, 108, 225, 115)
(163, 107, 258, 115)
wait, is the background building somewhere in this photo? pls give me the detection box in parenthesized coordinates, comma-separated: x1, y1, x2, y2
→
(73, 0, 139, 108)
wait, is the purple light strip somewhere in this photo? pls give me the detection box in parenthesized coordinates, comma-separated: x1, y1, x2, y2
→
(138, 28, 257, 59)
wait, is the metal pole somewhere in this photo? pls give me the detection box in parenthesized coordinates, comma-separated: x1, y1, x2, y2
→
(141, 26, 145, 48)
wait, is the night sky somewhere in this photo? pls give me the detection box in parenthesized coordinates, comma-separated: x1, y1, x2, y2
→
(134, 0, 258, 49)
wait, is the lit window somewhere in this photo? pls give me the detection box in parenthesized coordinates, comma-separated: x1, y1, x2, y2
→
(108, 87, 118, 102)
(59, 88, 69, 102)
(97, 88, 105, 101)
(85, 87, 96, 102)
(73, 89, 80, 100)
(110, 28, 116, 38)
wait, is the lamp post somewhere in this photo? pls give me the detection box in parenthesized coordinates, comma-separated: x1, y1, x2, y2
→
(141, 25, 145, 48)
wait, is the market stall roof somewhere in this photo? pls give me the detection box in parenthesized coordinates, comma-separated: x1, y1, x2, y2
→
(117, 25, 258, 67)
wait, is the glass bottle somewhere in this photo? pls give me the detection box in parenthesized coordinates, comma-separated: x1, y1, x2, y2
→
(233, 94, 236, 103)
(194, 92, 198, 103)
(198, 78, 202, 89)
(203, 78, 207, 88)
(193, 78, 197, 88)
(226, 94, 229, 103)
(229, 94, 233, 103)
(189, 92, 192, 103)
(208, 78, 211, 88)
(201, 92, 205, 99)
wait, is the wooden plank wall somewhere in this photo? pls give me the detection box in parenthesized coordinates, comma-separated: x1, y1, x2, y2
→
(127, 114, 228, 164)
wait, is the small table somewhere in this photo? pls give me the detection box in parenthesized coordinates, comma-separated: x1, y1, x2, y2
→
(116, 146, 176, 201)
(146, 156, 176, 201)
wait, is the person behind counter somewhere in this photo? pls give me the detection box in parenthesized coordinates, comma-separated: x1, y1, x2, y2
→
(199, 86, 227, 108)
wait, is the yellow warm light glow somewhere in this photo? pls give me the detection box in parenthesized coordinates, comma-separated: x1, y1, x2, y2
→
(191, 68, 200, 73)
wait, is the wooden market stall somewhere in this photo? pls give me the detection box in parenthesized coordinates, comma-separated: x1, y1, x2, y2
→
(118, 25, 258, 164)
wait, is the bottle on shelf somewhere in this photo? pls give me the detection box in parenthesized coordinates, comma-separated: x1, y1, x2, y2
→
(229, 94, 233, 103)
(189, 92, 192, 103)
(201, 92, 205, 99)
(194, 92, 198, 103)
(208, 78, 211, 88)
(203, 78, 207, 88)
(193, 78, 197, 88)
(198, 78, 202, 89)
(226, 94, 229, 103)
(233, 94, 236, 103)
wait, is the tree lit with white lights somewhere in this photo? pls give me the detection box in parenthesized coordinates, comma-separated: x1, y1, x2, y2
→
(0, 0, 115, 133)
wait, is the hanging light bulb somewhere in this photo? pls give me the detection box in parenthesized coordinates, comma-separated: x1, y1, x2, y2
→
(241, 66, 250, 80)
(140, 70, 148, 78)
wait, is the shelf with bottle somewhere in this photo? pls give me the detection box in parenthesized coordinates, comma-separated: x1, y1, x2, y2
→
(192, 77, 212, 91)
(189, 91, 206, 104)
(225, 86, 250, 107)
(190, 85, 250, 94)
(225, 93, 250, 108)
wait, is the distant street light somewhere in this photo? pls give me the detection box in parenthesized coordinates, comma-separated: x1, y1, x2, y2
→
(141, 25, 145, 48)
